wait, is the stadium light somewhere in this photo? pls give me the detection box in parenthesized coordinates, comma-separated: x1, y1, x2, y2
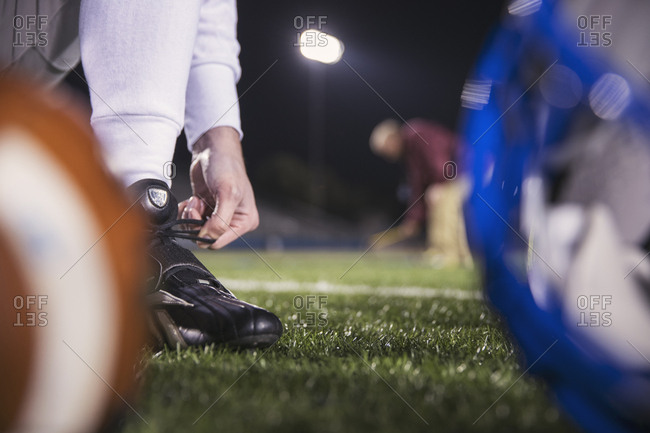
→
(299, 30, 344, 64)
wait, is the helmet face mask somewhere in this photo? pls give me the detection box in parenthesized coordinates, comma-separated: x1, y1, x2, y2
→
(462, 1, 650, 431)
(523, 76, 650, 371)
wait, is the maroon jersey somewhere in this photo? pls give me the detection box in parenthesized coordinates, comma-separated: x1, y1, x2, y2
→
(401, 118, 457, 224)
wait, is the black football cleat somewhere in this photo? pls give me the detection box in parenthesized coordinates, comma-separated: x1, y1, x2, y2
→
(128, 179, 283, 349)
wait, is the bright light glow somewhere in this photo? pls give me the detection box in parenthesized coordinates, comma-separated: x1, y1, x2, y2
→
(299, 30, 344, 64)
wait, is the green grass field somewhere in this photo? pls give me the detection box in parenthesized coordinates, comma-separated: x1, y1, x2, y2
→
(122, 251, 579, 433)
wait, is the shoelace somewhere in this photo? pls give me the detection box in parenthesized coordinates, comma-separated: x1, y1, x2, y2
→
(152, 219, 217, 245)
(147, 219, 236, 297)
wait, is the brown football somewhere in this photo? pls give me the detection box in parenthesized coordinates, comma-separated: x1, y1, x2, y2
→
(0, 76, 147, 433)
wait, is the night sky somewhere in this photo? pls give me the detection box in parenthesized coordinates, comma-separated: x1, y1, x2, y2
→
(235, 0, 505, 210)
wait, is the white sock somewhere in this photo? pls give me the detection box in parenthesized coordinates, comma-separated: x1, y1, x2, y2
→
(79, 0, 242, 186)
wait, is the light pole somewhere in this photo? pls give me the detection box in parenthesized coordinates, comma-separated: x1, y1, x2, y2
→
(299, 30, 344, 207)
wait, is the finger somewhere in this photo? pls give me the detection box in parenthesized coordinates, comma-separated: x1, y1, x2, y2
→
(207, 214, 255, 250)
(210, 228, 239, 249)
(209, 196, 259, 249)
(209, 196, 258, 250)
(197, 194, 238, 248)
(185, 207, 203, 221)
(184, 196, 207, 220)
(178, 200, 189, 220)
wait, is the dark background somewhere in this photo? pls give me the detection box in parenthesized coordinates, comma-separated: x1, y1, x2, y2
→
(234, 0, 504, 218)
(66, 0, 506, 246)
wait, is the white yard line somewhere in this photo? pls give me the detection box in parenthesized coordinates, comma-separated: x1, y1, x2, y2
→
(221, 278, 483, 301)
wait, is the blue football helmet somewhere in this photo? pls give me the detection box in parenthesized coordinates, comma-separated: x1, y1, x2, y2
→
(462, 1, 650, 432)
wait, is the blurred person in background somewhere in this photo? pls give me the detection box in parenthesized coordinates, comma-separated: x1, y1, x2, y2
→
(369, 118, 472, 267)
